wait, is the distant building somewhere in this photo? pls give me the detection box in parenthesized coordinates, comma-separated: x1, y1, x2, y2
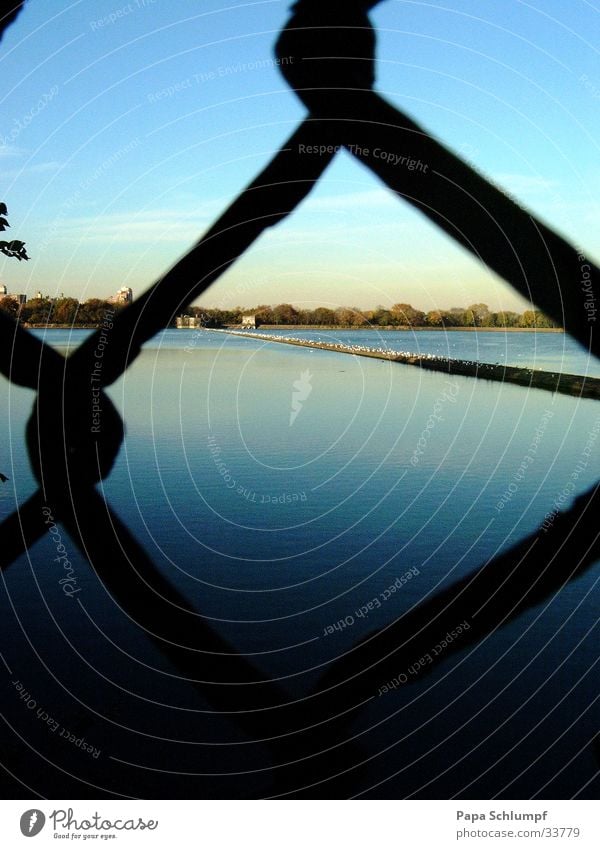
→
(176, 315, 200, 329)
(241, 314, 257, 328)
(0, 284, 26, 305)
(109, 286, 133, 305)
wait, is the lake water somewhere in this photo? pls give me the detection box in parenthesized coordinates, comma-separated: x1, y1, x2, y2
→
(0, 328, 598, 799)
(241, 327, 600, 378)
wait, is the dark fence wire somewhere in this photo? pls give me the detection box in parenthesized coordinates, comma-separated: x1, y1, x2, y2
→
(1, 1, 599, 796)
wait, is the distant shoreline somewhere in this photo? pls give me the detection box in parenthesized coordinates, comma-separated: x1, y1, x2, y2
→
(24, 323, 99, 329)
(225, 324, 564, 333)
(214, 328, 599, 400)
(21, 324, 564, 333)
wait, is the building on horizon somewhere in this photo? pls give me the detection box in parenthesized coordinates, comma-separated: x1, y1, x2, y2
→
(0, 283, 27, 305)
(176, 314, 200, 329)
(109, 286, 133, 305)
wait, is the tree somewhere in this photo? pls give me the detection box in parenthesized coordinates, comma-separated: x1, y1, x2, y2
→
(271, 303, 298, 324)
(0, 239, 29, 261)
(0, 202, 29, 324)
(0, 202, 29, 261)
(334, 307, 356, 326)
(19, 297, 53, 325)
(447, 307, 466, 325)
(533, 311, 557, 328)
(425, 309, 444, 326)
(349, 308, 368, 327)
(254, 304, 274, 324)
(373, 308, 392, 326)
(310, 307, 336, 325)
(518, 310, 536, 328)
(0, 204, 29, 262)
(294, 308, 312, 325)
(467, 303, 491, 326)
(78, 299, 112, 324)
(52, 297, 79, 325)
(0, 296, 19, 319)
(518, 309, 557, 328)
(440, 310, 460, 327)
(492, 310, 519, 327)
(332, 306, 367, 326)
(391, 303, 426, 326)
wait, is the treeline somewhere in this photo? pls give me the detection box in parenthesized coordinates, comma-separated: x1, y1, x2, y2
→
(193, 302, 559, 329)
(0, 297, 123, 325)
(0, 297, 559, 329)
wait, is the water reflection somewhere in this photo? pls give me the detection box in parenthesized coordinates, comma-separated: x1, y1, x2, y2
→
(1, 331, 598, 798)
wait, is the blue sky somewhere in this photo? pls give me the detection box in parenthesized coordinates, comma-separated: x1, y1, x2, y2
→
(1, 0, 599, 312)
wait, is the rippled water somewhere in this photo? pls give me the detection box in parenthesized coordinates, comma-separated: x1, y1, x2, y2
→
(0, 328, 598, 798)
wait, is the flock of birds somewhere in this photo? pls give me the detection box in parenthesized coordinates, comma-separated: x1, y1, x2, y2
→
(211, 328, 548, 381)
(220, 328, 497, 369)
(222, 328, 422, 358)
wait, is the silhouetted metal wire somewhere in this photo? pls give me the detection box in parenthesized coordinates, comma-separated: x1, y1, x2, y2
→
(1, 0, 599, 795)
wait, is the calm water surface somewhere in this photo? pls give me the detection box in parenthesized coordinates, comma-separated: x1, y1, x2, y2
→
(24, 325, 600, 376)
(0, 329, 598, 798)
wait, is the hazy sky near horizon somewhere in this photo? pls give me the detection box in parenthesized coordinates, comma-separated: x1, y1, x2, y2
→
(1, 0, 598, 312)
